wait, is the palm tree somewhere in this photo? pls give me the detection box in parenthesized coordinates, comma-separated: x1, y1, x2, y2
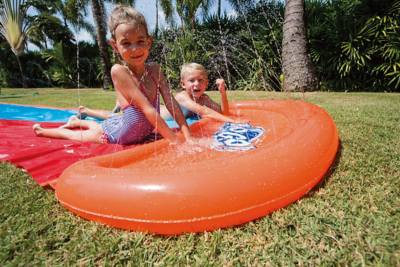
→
(156, 0, 173, 38)
(209, 0, 255, 22)
(28, 12, 74, 50)
(175, 0, 184, 34)
(184, 0, 212, 30)
(173, 0, 212, 34)
(281, 0, 319, 91)
(0, 0, 30, 88)
(89, 0, 112, 91)
(155, 0, 159, 38)
(28, 0, 95, 46)
(54, 0, 93, 33)
(225, 0, 254, 13)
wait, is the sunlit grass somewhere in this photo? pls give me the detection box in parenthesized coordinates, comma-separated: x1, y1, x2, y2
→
(1, 88, 399, 265)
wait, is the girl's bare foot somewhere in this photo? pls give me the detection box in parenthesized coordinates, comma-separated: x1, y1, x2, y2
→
(77, 106, 88, 120)
(33, 124, 43, 136)
(59, 115, 79, 129)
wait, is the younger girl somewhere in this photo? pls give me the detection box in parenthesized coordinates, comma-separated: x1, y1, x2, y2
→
(160, 63, 246, 123)
(34, 5, 193, 145)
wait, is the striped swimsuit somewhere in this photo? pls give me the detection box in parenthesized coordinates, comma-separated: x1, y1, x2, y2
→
(101, 69, 160, 145)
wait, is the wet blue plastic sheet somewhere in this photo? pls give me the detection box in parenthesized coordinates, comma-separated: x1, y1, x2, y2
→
(0, 103, 198, 127)
(0, 103, 101, 123)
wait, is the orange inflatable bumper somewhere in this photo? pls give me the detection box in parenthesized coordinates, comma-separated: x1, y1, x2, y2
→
(55, 100, 339, 234)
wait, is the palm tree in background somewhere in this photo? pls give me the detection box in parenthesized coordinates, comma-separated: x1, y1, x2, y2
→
(225, 0, 254, 12)
(28, 0, 94, 49)
(0, 0, 30, 88)
(175, 0, 184, 33)
(282, 0, 319, 91)
(190, 0, 255, 28)
(155, 0, 174, 38)
(215, 0, 254, 20)
(164, 0, 215, 34)
(184, 0, 213, 30)
(30, 0, 93, 33)
(158, 0, 186, 34)
(89, 0, 112, 91)
(28, 13, 66, 50)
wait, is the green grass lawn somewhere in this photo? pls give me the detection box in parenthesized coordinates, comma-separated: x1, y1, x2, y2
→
(1, 88, 399, 265)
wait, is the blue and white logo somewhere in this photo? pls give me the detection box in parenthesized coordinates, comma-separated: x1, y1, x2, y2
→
(212, 123, 265, 152)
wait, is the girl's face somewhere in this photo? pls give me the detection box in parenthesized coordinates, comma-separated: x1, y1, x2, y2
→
(180, 69, 209, 99)
(110, 23, 152, 70)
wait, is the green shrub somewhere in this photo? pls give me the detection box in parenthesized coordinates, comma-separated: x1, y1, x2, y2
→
(150, 0, 285, 92)
(306, 0, 400, 92)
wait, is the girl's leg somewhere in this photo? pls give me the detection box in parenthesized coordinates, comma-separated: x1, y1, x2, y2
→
(60, 115, 103, 129)
(78, 106, 113, 120)
(34, 120, 104, 144)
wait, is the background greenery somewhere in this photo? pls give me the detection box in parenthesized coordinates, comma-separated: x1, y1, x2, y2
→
(0, 88, 399, 265)
(1, 0, 399, 92)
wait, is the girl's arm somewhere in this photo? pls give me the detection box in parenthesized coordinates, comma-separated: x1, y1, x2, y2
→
(111, 64, 183, 144)
(176, 93, 236, 123)
(153, 64, 194, 141)
(197, 79, 229, 115)
(216, 79, 229, 115)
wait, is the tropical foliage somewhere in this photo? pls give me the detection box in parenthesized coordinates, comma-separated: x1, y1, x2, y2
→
(41, 41, 76, 88)
(27, 0, 93, 50)
(306, 0, 400, 91)
(0, 0, 398, 92)
(150, 0, 285, 91)
(0, 0, 30, 88)
(0, 37, 103, 88)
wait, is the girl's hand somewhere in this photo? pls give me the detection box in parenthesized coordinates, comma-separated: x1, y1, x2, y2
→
(216, 79, 225, 92)
(169, 137, 184, 146)
(185, 136, 199, 144)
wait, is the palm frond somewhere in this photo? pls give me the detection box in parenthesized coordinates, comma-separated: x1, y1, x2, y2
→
(0, 0, 30, 56)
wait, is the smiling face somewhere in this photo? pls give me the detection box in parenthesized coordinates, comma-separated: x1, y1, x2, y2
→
(110, 23, 152, 71)
(180, 69, 209, 100)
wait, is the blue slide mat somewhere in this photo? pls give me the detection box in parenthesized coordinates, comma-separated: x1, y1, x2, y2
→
(0, 103, 198, 128)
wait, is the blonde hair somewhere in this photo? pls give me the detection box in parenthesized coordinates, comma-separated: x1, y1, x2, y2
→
(108, 5, 149, 41)
(181, 63, 208, 81)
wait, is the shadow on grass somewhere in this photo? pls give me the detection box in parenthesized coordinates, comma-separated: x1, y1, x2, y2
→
(309, 138, 343, 193)
(0, 94, 30, 99)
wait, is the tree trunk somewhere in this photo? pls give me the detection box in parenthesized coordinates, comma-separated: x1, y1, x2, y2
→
(16, 55, 27, 89)
(282, 0, 319, 92)
(179, 14, 184, 34)
(218, 0, 221, 21)
(155, 0, 159, 39)
(90, 0, 113, 91)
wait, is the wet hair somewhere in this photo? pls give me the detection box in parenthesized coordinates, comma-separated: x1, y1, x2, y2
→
(181, 63, 208, 81)
(109, 5, 149, 41)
